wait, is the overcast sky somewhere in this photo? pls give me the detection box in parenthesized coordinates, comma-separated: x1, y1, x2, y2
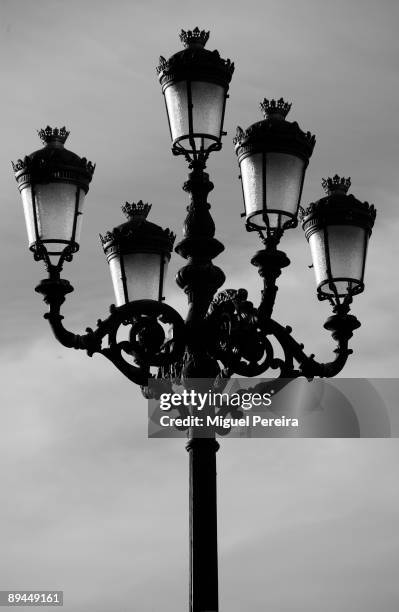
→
(1, 0, 399, 610)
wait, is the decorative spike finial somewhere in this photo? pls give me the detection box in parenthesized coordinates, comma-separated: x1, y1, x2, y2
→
(260, 98, 292, 120)
(37, 126, 70, 145)
(121, 200, 152, 219)
(179, 27, 210, 48)
(322, 175, 351, 195)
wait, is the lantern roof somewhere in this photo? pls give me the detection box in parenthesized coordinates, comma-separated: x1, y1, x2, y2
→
(12, 126, 95, 193)
(234, 98, 315, 162)
(156, 27, 234, 89)
(100, 202, 176, 256)
(300, 176, 377, 240)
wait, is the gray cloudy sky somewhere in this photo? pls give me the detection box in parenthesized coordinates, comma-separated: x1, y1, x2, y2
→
(1, 0, 399, 610)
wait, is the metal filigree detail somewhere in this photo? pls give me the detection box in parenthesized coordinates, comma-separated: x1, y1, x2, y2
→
(38, 126, 70, 144)
(208, 288, 248, 314)
(179, 27, 210, 48)
(80, 158, 96, 176)
(299, 190, 377, 223)
(233, 117, 316, 152)
(232, 126, 245, 146)
(157, 56, 168, 73)
(121, 201, 152, 219)
(156, 44, 234, 79)
(12, 129, 95, 193)
(36, 284, 186, 385)
(260, 98, 292, 119)
(156, 53, 234, 78)
(207, 288, 275, 377)
(99, 231, 116, 246)
(322, 175, 351, 195)
(100, 223, 176, 252)
(30, 150, 369, 420)
(11, 156, 31, 172)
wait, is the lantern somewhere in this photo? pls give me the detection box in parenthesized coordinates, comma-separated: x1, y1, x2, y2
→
(157, 27, 234, 158)
(234, 98, 315, 237)
(12, 126, 95, 265)
(101, 202, 175, 306)
(301, 176, 376, 306)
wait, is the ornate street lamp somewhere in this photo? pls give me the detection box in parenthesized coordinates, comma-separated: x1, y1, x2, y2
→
(157, 27, 234, 163)
(234, 98, 315, 242)
(12, 126, 95, 272)
(13, 28, 377, 612)
(101, 201, 176, 306)
(301, 175, 376, 311)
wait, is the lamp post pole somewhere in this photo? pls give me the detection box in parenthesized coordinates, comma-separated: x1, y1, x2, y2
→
(187, 437, 219, 612)
(175, 160, 225, 612)
(12, 27, 377, 612)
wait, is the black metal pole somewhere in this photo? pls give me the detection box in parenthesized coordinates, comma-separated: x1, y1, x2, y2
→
(175, 164, 224, 612)
(186, 437, 220, 612)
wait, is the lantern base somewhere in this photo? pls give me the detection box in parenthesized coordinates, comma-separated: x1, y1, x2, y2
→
(324, 313, 361, 342)
(35, 277, 74, 306)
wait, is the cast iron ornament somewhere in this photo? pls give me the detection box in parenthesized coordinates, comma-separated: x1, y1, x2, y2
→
(20, 45, 375, 426)
(34, 163, 364, 404)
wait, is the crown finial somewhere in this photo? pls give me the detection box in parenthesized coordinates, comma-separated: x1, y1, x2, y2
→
(260, 98, 292, 120)
(37, 126, 70, 145)
(121, 200, 152, 219)
(322, 175, 351, 195)
(179, 27, 210, 48)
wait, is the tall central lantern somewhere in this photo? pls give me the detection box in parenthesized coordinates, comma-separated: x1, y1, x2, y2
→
(157, 27, 234, 160)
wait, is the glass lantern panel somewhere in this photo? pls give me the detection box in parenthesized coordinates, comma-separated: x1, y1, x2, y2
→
(327, 224, 367, 283)
(333, 280, 353, 295)
(123, 252, 164, 303)
(241, 153, 263, 218)
(21, 187, 36, 246)
(192, 136, 218, 152)
(191, 81, 225, 139)
(35, 182, 80, 252)
(265, 153, 305, 219)
(267, 213, 281, 229)
(164, 82, 189, 142)
(108, 255, 125, 307)
(309, 229, 328, 287)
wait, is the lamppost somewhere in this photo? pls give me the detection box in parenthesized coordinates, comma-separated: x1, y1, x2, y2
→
(12, 27, 376, 612)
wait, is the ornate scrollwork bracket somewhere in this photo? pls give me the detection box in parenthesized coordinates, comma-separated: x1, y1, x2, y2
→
(35, 277, 186, 387)
(206, 285, 360, 381)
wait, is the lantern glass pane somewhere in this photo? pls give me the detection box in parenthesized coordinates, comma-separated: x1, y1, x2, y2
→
(35, 182, 80, 252)
(327, 224, 366, 283)
(164, 82, 189, 142)
(124, 252, 165, 303)
(265, 153, 305, 220)
(109, 255, 125, 307)
(21, 187, 36, 246)
(191, 81, 225, 139)
(241, 153, 263, 219)
(240, 152, 305, 229)
(267, 213, 281, 228)
(309, 225, 367, 296)
(309, 229, 328, 286)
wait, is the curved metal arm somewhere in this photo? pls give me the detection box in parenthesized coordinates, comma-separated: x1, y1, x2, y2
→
(35, 277, 186, 386)
(32, 160, 363, 392)
(36, 278, 96, 351)
(206, 288, 360, 381)
(267, 314, 360, 379)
